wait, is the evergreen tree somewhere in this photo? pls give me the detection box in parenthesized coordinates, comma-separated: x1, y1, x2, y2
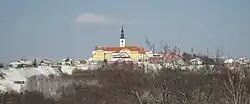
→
(0, 63, 4, 68)
(33, 59, 37, 67)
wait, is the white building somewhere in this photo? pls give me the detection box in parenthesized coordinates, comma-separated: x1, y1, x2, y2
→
(60, 58, 76, 66)
(190, 58, 204, 65)
(40, 59, 55, 66)
(110, 52, 132, 62)
(236, 57, 249, 65)
(8, 60, 33, 68)
(224, 58, 234, 64)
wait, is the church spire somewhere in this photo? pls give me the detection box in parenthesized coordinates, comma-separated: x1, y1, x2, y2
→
(120, 25, 125, 39)
(120, 25, 126, 47)
(121, 25, 124, 33)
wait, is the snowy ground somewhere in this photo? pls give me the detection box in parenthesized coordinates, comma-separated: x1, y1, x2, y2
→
(0, 64, 97, 93)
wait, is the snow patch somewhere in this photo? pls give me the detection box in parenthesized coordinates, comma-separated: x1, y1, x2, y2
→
(60, 66, 75, 75)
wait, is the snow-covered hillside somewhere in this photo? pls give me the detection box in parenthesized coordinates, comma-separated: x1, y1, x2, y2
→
(0, 66, 60, 92)
(0, 64, 96, 93)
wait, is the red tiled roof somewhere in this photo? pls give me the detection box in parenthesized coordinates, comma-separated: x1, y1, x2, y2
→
(148, 52, 184, 63)
(163, 52, 183, 61)
(96, 46, 145, 53)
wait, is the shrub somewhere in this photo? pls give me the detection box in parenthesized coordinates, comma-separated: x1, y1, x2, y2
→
(1, 67, 250, 104)
(0, 63, 4, 68)
(0, 91, 56, 104)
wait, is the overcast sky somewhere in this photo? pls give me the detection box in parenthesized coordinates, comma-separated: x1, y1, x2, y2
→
(0, 0, 250, 62)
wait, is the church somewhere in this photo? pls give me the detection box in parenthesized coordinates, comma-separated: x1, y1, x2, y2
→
(92, 26, 152, 62)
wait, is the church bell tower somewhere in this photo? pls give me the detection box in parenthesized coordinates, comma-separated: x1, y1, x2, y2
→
(120, 26, 126, 47)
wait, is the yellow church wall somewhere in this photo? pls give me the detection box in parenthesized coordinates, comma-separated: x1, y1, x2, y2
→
(93, 50, 115, 61)
(129, 53, 139, 61)
(92, 50, 105, 61)
(104, 52, 112, 61)
(93, 49, 145, 62)
(120, 49, 140, 61)
(127, 52, 140, 61)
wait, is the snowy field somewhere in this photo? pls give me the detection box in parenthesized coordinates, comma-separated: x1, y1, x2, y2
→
(0, 64, 98, 93)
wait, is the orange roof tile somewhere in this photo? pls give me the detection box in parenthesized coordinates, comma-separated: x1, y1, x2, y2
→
(96, 46, 146, 53)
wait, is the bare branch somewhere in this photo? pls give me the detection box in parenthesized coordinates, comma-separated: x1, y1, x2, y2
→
(160, 40, 170, 53)
(145, 36, 155, 53)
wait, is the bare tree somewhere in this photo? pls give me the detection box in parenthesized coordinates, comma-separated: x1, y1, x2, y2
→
(216, 48, 220, 59)
(207, 48, 209, 57)
(223, 70, 249, 104)
(173, 45, 178, 53)
(33, 59, 37, 67)
(191, 48, 194, 55)
(160, 40, 170, 54)
(145, 36, 156, 53)
(220, 44, 224, 57)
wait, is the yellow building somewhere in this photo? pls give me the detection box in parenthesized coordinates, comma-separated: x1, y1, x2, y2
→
(92, 26, 149, 62)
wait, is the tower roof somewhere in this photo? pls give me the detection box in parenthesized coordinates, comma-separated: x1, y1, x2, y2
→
(120, 25, 125, 39)
(121, 26, 124, 33)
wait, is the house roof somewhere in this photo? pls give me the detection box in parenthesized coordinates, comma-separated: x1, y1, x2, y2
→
(96, 46, 146, 53)
(163, 52, 183, 61)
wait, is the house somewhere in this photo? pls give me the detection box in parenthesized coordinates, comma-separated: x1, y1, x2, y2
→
(8, 61, 21, 68)
(92, 26, 148, 62)
(8, 59, 33, 68)
(163, 52, 184, 64)
(236, 57, 249, 65)
(147, 52, 184, 65)
(190, 58, 204, 65)
(60, 58, 76, 66)
(40, 59, 55, 66)
(144, 50, 154, 61)
(224, 58, 234, 64)
(235, 57, 250, 68)
(148, 53, 163, 63)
